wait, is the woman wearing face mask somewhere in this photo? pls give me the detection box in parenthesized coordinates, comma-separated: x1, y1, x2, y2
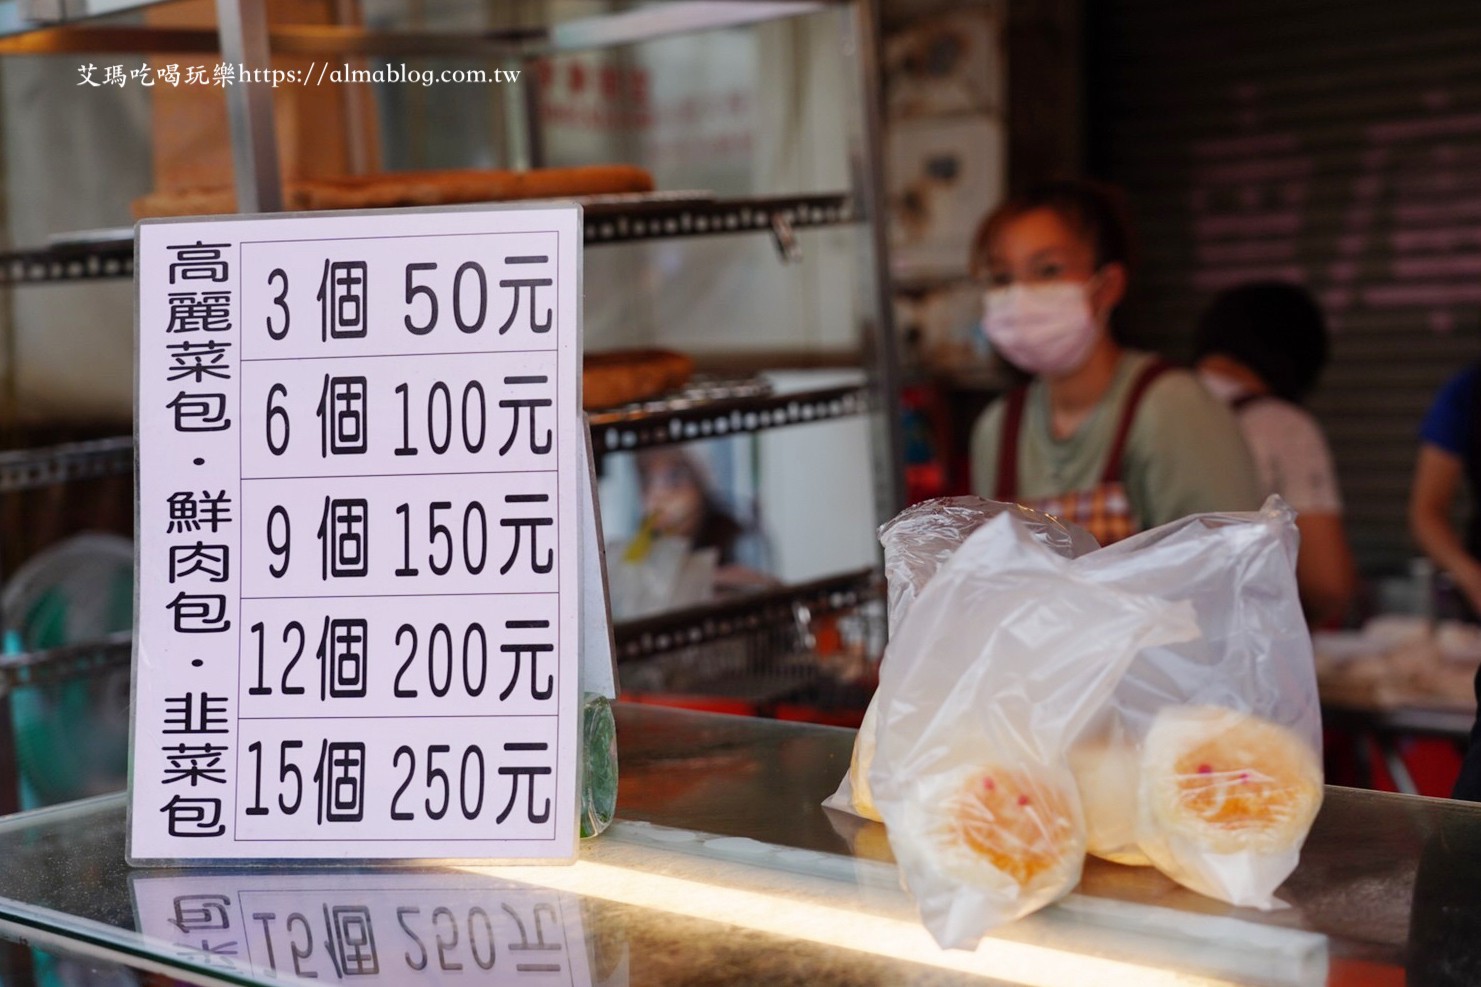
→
(969, 180, 1263, 545)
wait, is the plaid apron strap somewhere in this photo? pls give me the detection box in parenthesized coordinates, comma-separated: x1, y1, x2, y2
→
(1100, 358, 1175, 485)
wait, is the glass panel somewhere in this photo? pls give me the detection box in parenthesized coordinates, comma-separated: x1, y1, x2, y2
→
(0, 706, 1476, 986)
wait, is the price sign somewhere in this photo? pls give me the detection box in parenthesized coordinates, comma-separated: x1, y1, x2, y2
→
(128, 205, 583, 863)
(131, 872, 596, 985)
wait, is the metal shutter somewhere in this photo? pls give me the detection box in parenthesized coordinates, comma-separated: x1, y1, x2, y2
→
(1089, 0, 1481, 571)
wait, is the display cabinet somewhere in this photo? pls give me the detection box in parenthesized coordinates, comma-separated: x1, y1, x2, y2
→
(0, 0, 904, 811)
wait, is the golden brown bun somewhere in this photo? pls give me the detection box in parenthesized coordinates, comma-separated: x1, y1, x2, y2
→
(1141, 705, 1322, 855)
(847, 697, 883, 822)
(133, 165, 655, 219)
(1068, 738, 1151, 866)
(582, 349, 694, 411)
(897, 762, 1081, 896)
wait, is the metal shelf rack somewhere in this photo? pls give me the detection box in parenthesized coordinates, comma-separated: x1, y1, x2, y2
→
(590, 382, 869, 455)
(613, 566, 876, 662)
(0, 194, 858, 287)
(0, 239, 133, 287)
(0, 377, 872, 497)
(0, 0, 902, 728)
(583, 193, 857, 246)
(0, 631, 130, 691)
(0, 435, 132, 492)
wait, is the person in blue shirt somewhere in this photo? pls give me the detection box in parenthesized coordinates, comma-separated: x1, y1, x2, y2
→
(1411, 366, 1481, 614)
(1410, 364, 1481, 800)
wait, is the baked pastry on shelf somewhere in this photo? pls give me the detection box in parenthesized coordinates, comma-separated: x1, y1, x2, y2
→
(582, 348, 695, 411)
(133, 164, 655, 218)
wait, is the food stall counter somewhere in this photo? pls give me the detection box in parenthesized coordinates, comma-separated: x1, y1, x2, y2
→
(0, 703, 1476, 986)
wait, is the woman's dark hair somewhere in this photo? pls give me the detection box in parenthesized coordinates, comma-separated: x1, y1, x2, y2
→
(635, 449, 745, 565)
(1193, 281, 1329, 403)
(970, 178, 1137, 275)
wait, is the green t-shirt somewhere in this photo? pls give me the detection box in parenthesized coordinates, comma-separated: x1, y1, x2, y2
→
(970, 351, 1264, 531)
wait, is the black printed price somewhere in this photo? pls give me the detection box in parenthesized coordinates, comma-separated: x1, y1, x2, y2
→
(403, 261, 490, 335)
(254, 492, 551, 586)
(404, 257, 552, 337)
(254, 372, 548, 464)
(393, 622, 488, 699)
(393, 380, 487, 456)
(390, 744, 486, 822)
(394, 500, 488, 578)
(257, 252, 552, 344)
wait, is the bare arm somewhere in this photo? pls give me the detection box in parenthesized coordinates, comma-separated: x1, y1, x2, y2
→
(1292, 511, 1357, 626)
(1408, 444, 1481, 611)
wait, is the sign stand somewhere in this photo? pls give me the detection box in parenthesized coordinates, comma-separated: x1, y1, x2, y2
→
(129, 203, 596, 864)
(578, 422, 617, 703)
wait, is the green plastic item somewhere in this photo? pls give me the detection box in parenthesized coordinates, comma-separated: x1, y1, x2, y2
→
(580, 692, 618, 839)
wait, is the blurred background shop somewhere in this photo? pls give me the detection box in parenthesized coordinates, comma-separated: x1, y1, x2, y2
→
(0, 0, 1478, 810)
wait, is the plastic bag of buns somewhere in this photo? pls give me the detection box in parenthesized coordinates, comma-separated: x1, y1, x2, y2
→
(823, 497, 1098, 822)
(875, 496, 1100, 637)
(1069, 495, 1323, 909)
(867, 514, 1199, 947)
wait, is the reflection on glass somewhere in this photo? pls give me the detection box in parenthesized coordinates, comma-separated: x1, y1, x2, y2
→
(130, 871, 627, 987)
(1, 937, 145, 987)
(604, 438, 775, 620)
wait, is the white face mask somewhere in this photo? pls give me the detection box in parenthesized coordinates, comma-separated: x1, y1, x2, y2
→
(980, 280, 1103, 377)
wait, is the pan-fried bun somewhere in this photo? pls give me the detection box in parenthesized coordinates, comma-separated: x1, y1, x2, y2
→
(1141, 705, 1322, 855)
(895, 763, 1082, 897)
(848, 699, 883, 822)
(1069, 739, 1151, 866)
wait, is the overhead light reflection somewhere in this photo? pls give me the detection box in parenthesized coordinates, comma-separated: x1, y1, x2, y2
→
(460, 859, 1240, 987)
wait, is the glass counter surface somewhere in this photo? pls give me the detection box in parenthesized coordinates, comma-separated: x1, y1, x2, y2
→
(0, 703, 1476, 986)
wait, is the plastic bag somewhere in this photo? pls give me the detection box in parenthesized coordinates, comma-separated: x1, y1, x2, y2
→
(824, 497, 1098, 822)
(877, 496, 1100, 636)
(1068, 496, 1322, 909)
(868, 515, 1200, 947)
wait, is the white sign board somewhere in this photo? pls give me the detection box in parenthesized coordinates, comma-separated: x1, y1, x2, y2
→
(131, 872, 601, 985)
(129, 205, 583, 863)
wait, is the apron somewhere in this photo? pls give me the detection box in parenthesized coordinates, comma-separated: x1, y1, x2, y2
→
(994, 359, 1173, 547)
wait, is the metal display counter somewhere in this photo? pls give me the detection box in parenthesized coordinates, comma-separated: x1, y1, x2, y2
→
(0, 703, 1475, 985)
